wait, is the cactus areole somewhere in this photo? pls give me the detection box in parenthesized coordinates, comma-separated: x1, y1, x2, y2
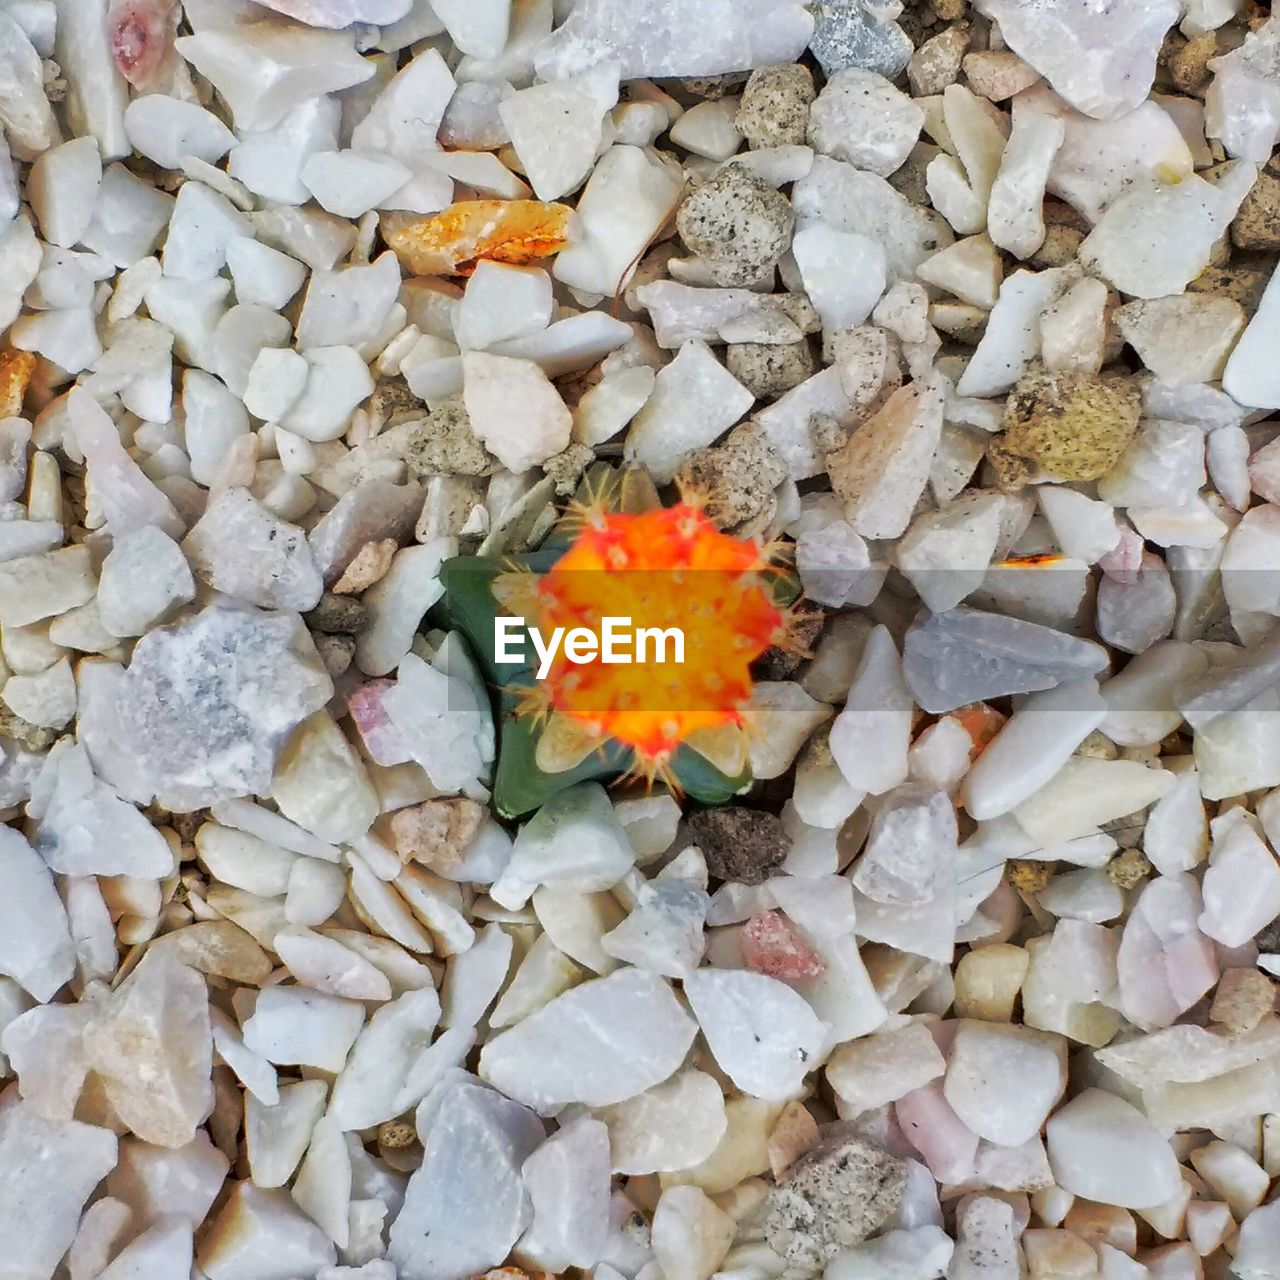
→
(436, 468, 802, 818)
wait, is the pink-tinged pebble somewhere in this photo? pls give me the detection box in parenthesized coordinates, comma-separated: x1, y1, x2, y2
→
(1249, 436, 1280, 505)
(1099, 525, 1144, 586)
(348, 679, 411, 766)
(742, 911, 826, 982)
(896, 1082, 980, 1185)
(107, 0, 178, 90)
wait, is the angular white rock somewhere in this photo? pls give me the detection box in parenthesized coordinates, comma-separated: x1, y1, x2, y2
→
(625, 340, 754, 484)
(96, 525, 195, 637)
(462, 351, 571, 474)
(28, 136, 102, 250)
(0, 1101, 117, 1280)
(791, 225, 887, 333)
(519, 1116, 612, 1270)
(683, 969, 828, 1101)
(455, 262, 553, 353)
(479, 968, 697, 1111)
(987, 110, 1064, 259)
(199, 1182, 336, 1280)
(124, 95, 236, 170)
(829, 625, 912, 797)
(0, 824, 75, 1000)
(242, 986, 365, 1073)
(943, 1021, 1066, 1147)
(651, 1185, 736, 1280)
(955, 266, 1070, 397)
(1080, 163, 1257, 300)
(301, 150, 413, 220)
(973, 0, 1180, 120)
(388, 1078, 543, 1280)
(1013, 758, 1175, 846)
(1198, 821, 1280, 949)
(807, 69, 923, 177)
(174, 26, 375, 133)
(593, 1069, 727, 1174)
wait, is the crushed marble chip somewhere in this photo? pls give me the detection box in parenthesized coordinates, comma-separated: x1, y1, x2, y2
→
(0, 3, 1279, 1280)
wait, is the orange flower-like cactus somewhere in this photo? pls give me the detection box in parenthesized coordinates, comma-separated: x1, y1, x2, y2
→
(495, 495, 799, 787)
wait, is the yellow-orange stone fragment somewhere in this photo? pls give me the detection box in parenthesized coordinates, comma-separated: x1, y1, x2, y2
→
(383, 200, 574, 276)
(0, 350, 35, 418)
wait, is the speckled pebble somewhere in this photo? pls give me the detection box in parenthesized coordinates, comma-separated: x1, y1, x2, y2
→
(736, 64, 817, 150)
(675, 164, 795, 287)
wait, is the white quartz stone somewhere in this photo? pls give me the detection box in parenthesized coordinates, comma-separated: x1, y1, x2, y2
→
(125, 94, 236, 170)
(243, 986, 364, 1073)
(1080, 162, 1257, 300)
(792, 225, 887, 333)
(1046, 1089, 1182, 1209)
(519, 1117, 611, 1270)
(174, 25, 375, 133)
(987, 110, 1063, 259)
(97, 525, 195, 637)
(183, 486, 322, 612)
(683, 969, 828, 1101)
(1206, 18, 1280, 162)
(479, 969, 697, 1111)
(829, 625, 912, 797)
(455, 262, 553, 353)
(301, 150, 413, 220)
(199, 1182, 336, 1280)
(593, 1069, 727, 1174)
(462, 351, 571, 474)
(353, 541, 450, 677)
(973, 0, 1180, 120)
(651, 1185, 735, 1280)
(1198, 821, 1280, 949)
(0, 824, 75, 1001)
(389, 1078, 543, 1280)
(0, 1101, 118, 1280)
(808, 69, 923, 177)
(536, 0, 813, 80)
(944, 1021, 1066, 1147)
(1014, 758, 1176, 846)
(28, 136, 102, 250)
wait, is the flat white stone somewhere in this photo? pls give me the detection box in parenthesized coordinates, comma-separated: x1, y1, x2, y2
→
(500, 69, 617, 202)
(463, 351, 571, 473)
(987, 110, 1063, 259)
(1013, 758, 1176, 846)
(536, 0, 813, 80)
(0, 1101, 117, 1280)
(829, 625, 912, 797)
(301, 149, 412, 220)
(28, 136, 101, 250)
(351, 47, 456, 165)
(1045, 1088, 1182, 1209)
(792, 224, 887, 333)
(1206, 18, 1280, 162)
(174, 25, 375, 133)
(124, 94, 236, 170)
(519, 1116, 612, 1270)
(98, 1217, 193, 1280)
(246, 1081, 328, 1190)
(553, 145, 685, 297)
(388, 1079, 543, 1280)
(354, 541, 451, 677)
(1198, 821, 1280, 948)
(944, 1021, 1066, 1147)
(0, 11, 60, 160)
(1080, 162, 1257, 300)
(0, 823, 75, 1000)
(97, 525, 195, 638)
(242, 986, 365, 1073)
(479, 968, 697, 1111)
(651, 1185, 735, 1280)
(973, 0, 1180, 120)
(955, 266, 1070, 397)
(593, 1069, 727, 1174)
(455, 262, 553, 353)
(199, 1182, 336, 1280)
(684, 969, 828, 1101)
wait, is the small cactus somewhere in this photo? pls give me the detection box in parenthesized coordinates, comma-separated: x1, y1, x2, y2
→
(436, 464, 801, 818)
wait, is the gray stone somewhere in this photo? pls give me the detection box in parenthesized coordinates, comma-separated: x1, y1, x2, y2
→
(736, 64, 816, 149)
(1095, 552, 1176, 656)
(764, 1131, 908, 1271)
(676, 165, 795, 287)
(903, 606, 1110, 714)
(810, 1, 913, 79)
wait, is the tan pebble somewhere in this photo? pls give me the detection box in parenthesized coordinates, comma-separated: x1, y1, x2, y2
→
(1210, 968, 1277, 1035)
(767, 1100, 822, 1180)
(962, 49, 1042, 100)
(953, 943, 1030, 1022)
(1000, 366, 1141, 483)
(1106, 848, 1152, 890)
(332, 538, 398, 595)
(0, 350, 35, 418)
(1008, 859, 1055, 893)
(378, 1119, 418, 1149)
(1064, 1201, 1137, 1255)
(1167, 30, 1216, 94)
(389, 797, 485, 872)
(1232, 170, 1280, 251)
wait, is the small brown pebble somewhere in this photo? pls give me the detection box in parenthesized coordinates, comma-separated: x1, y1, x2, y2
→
(932, 0, 968, 18)
(962, 49, 1042, 100)
(0, 349, 35, 418)
(1167, 30, 1216, 94)
(305, 593, 368, 635)
(687, 805, 790, 886)
(332, 538, 398, 595)
(390, 797, 486, 873)
(1007, 859, 1055, 894)
(1232, 170, 1280, 250)
(1107, 848, 1152, 890)
(999, 365, 1141, 483)
(908, 24, 970, 97)
(378, 1119, 418, 1149)
(1210, 968, 1277, 1035)
(679, 72, 750, 100)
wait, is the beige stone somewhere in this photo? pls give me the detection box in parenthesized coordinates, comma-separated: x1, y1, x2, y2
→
(953, 943, 1030, 1022)
(1211, 969, 1277, 1036)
